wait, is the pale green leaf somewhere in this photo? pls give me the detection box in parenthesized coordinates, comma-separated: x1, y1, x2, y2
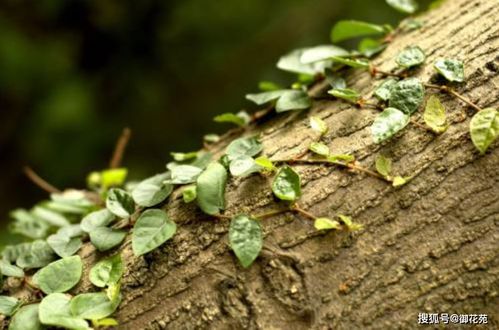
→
(229, 215, 262, 268)
(132, 209, 177, 256)
(392, 176, 409, 187)
(196, 163, 227, 215)
(272, 166, 301, 201)
(424, 95, 448, 133)
(81, 209, 116, 233)
(35, 256, 82, 294)
(386, 0, 418, 14)
(8, 303, 42, 330)
(358, 38, 386, 58)
(182, 185, 197, 203)
(229, 156, 261, 177)
(245, 90, 288, 105)
(254, 156, 275, 171)
(309, 116, 328, 134)
(396, 46, 425, 68)
(32, 206, 70, 227)
(299, 45, 349, 63)
(331, 56, 370, 69)
(331, 20, 386, 43)
(371, 107, 410, 143)
(169, 165, 203, 184)
(375, 155, 392, 177)
(275, 90, 311, 113)
(0, 296, 20, 316)
(258, 81, 282, 92)
(100, 168, 128, 190)
(309, 142, 330, 156)
(47, 191, 94, 215)
(89, 227, 126, 252)
(106, 188, 135, 218)
(328, 88, 360, 103)
(16, 240, 55, 269)
(226, 137, 263, 161)
(9, 209, 50, 239)
(327, 154, 355, 163)
(388, 78, 424, 114)
(338, 214, 363, 231)
(434, 59, 465, 82)
(70, 292, 120, 320)
(374, 78, 397, 101)
(0, 260, 24, 277)
(314, 218, 340, 230)
(213, 111, 250, 127)
(47, 234, 82, 257)
(470, 108, 499, 154)
(132, 173, 173, 207)
(92, 318, 119, 327)
(203, 134, 220, 144)
(39, 293, 89, 329)
(89, 254, 123, 288)
(170, 151, 197, 162)
(277, 48, 331, 75)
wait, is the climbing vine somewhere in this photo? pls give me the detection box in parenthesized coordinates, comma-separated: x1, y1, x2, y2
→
(0, 0, 497, 328)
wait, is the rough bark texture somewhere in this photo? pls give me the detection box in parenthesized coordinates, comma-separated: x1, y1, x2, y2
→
(78, 0, 498, 329)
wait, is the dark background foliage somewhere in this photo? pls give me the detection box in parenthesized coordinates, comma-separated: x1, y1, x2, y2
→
(0, 0, 432, 243)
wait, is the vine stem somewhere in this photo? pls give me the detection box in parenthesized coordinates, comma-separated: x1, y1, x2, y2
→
(23, 166, 61, 194)
(369, 65, 407, 78)
(424, 83, 482, 112)
(291, 204, 316, 220)
(109, 127, 132, 168)
(252, 208, 291, 219)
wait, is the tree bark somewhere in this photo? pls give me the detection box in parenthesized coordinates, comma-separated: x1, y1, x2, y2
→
(78, 0, 499, 329)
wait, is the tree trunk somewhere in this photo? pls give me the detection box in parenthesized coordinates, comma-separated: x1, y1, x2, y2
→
(81, 0, 499, 329)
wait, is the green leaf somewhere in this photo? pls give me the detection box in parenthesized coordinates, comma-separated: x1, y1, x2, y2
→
(39, 293, 89, 329)
(106, 188, 135, 218)
(226, 137, 263, 161)
(314, 218, 340, 230)
(92, 318, 119, 327)
(434, 59, 465, 82)
(229, 156, 261, 177)
(275, 90, 311, 113)
(106, 282, 121, 303)
(9, 209, 50, 239)
(89, 227, 126, 252)
(327, 154, 355, 163)
(424, 95, 448, 133)
(0, 260, 24, 277)
(371, 107, 410, 143)
(132, 209, 177, 256)
(400, 18, 423, 31)
(258, 81, 282, 92)
(254, 156, 275, 171)
(374, 78, 397, 101)
(299, 45, 349, 63)
(277, 48, 331, 75)
(386, 0, 418, 14)
(100, 168, 128, 190)
(16, 240, 55, 269)
(309, 116, 328, 134)
(169, 165, 203, 184)
(245, 90, 288, 105)
(182, 185, 197, 203)
(8, 303, 42, 330)
(328, 88, 360, 103)
(58, 224, 85, 238)
(470, 108, 499, 154)
(309, 142, 330, 157)
(392, 176, 409, 187)
(375, 155, 392, 177)
(331, 56, 370, 69)
(47, 191, 94, 215)
(388, 78, 424, 114)
(338, 214, 363, 231)
(35, 256, 82, 294)
(196, 163, 227, 215)
(0, 296, 20, 316)
(331, 20, 386, 43)
(32, 206, 70, 227)
(170, 151, 198, 162)
(396, 46, 425, 68)
(132, 173, 173, 207)
(47, 234, 82, 257)
(81, 209, 116, 233)
(89, 254, 123, 288)
(229, 215, 262, 268)
(358, 38, 386, 58)
(213, 111, 250, 127)
(203, 134, 220, 144)
(324, 69, 347, 89)
(272, 166, 301, 201)
(70, 292, 120, 320)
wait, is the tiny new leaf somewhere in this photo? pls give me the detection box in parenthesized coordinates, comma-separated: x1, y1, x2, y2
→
(386, 0, 418, 14)
(331, 20, 386, 43)
(277, 48, 330, 75)
(314, 218, 340, 230)
(196, 163, 228, 215)
(182, 185, 197, 203)
(254, 156, 275, 171)
(375, 155, 392, 178)
(310, 116, 328, 135)
(371, 107, 410, 143)
(392, 176, 409, 187)
(338, 214, 363, 231)
(396, 45, 425, 68)
(309, 142, 330, 157)
(132, 173, 173, 207)
(388, 78, 424, 114)
(100, 168, 128, 190)
(35, 256, 82, 294)
(424, 95, 448, 133)
(213, 111, 250, 127)
(328, 88, 361, 103)
(434, 59, 465, 82)
(229, 156, 261, 177)
(229, 215, 263, 268)
(106, 188, 135, 218)
(469, 108, 499, 154)
(90, 254, 124, 288)
(272, 166, 301, 201)
(132, 209, 177, 256)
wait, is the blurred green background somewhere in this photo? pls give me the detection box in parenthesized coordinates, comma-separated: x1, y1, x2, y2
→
(0, 0, 432, 241)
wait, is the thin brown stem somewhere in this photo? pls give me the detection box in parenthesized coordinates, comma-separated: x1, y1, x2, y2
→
(109, 127, 132, 168)
(410, 119, 434, 133)
(424, 83, 482, 112)
(23, 166, 61, 194)
(253, 208, 291, 220)
(291, 204, 316, 220)
(370, 66, 406, 79)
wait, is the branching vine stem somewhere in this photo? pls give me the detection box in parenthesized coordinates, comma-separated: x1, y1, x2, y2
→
(424, 83, 482, 112)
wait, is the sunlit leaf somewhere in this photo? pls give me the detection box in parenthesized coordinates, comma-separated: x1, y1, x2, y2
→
(100, 168, 128, 190)
(258, 81, 282, 92)
(169, 165, 203, 184)
(196, 163, 227, 215)
(226, 137, 263, 161)
(371, 107, 410, 143)
(310, 116, 328, 135)
(331, 20, 386, 43)
(92, 318, 119, 327)
(81, 209, 116, 233)
(35, 256, 82, 294)
(314, 218, 340, 230)
(254, 156, 275, 171)
(392, 176, 409, 187)
(132, 209, 177, 256)
(39, 293, 89, 329)
(70, 292, 120, 320)
(0, 260, 24, 277)
(203, 134, 220, 144)
(8, 303, 42, 330)
(170, 151, 198, 162)
(213, 111, 250, 127)
(182, 185, 197, 203)
(275, 90, 311, 113)
(229, 215, 262, 268)
(89, 227, 126, 252)
(386, 0, 418, 14)
(374, 78, 397, 101)
(277, 48, 331, 75)
(106, 188, 135, 218)
(272, 166, 301, 201)
(375, 155, 392, 177)
(338, 214, 363, 231)
(309, 142, 330, 156)
(434, 59, 465, 82)
(245, 90, 288, 105)
(89, 254, 123, 288)
(299, 45, 349, 63)
(132, 173, 173, 207)
(0, 296, 20, 316)
(470, 108, 499, 154)
(396, 46, 425, 68)
(327, 154, 355, 163)
(388, 78, 424, 114)
(424, 95, 448, 133)
(328, 88, 360, 103)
